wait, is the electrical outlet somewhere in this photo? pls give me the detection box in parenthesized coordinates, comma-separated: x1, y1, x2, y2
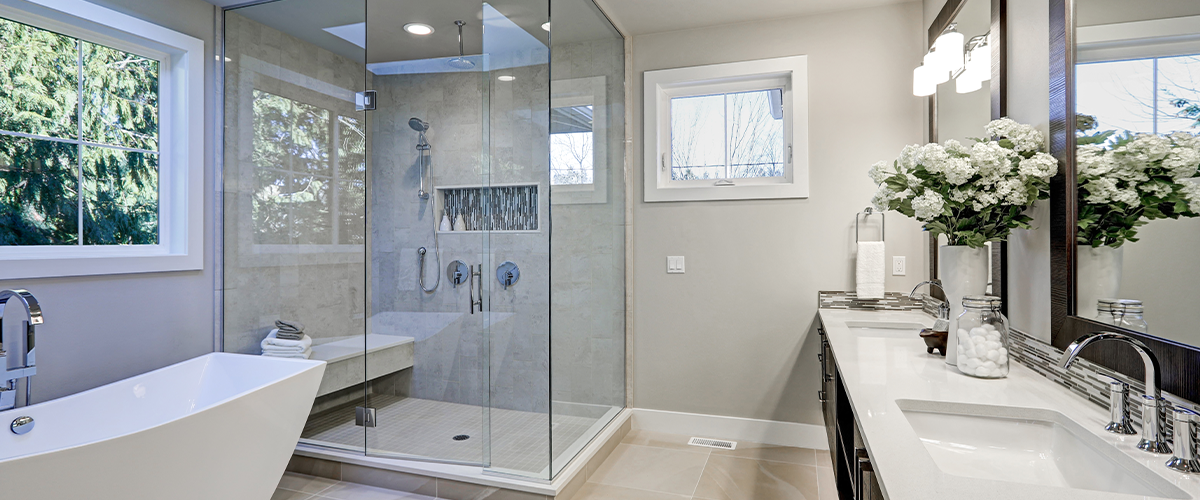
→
(892, 256, 906, 276)
(667, 256, 685, 274)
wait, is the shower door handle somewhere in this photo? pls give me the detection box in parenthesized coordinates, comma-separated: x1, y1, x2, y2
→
(469, 264, 483, 314)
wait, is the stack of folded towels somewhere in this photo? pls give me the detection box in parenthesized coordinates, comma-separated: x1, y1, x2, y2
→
(261, 319, 313, 359)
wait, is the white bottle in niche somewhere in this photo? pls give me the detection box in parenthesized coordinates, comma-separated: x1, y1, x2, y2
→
(440, 214, 452, 232)
(454, 214, 466, 231)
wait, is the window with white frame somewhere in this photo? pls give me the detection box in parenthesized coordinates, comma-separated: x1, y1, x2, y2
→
(251, 89, 365, 247)
(550, 76, 608, 204)
(0, 0, 204, 280)
(644, 56, 809, 202)
(232, 52, 367, 261)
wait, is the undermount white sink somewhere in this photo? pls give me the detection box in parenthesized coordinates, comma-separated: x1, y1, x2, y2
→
(844, 321, 927, 338)
(846, 321, 927, 330)
(898, 399, 1189, 498)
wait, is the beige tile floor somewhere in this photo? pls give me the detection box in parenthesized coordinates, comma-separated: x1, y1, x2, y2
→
(273, 473, 433, 500)
(272, 431, 835, 500)
(575, 430, 836, 500)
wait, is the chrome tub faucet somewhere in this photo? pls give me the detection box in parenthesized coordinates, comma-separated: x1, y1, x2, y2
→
(1058, 332, 1171, 454)
(0, 289, 42, 411)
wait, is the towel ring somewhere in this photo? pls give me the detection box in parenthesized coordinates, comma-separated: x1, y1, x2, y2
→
(856, 207, 885, 243)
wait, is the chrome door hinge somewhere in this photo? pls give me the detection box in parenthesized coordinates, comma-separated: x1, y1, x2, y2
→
(356, 90, 377, 111)
(355, 406, 377, 427)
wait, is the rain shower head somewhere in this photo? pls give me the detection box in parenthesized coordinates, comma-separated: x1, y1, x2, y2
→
(409, 117, 429, 132)
(447, 20, 476, 70)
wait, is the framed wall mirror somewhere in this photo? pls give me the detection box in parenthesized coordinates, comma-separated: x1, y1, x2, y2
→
(928, 0, 1008, 307)
(1050, 0, 1200, 403)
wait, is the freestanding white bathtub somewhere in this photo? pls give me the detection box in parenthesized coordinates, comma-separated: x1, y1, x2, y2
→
(0, 353, 325, 500)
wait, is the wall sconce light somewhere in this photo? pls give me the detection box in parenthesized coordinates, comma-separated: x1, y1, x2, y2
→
(913, 25, 991, 97)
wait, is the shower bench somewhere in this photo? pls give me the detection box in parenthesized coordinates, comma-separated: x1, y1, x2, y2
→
(310, 334, 415, 397)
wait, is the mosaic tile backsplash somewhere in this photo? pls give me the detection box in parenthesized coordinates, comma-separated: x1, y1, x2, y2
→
(818, 291, 924, 311)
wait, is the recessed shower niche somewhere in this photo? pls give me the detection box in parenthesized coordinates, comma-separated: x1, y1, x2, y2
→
(438, 184, 540, 233)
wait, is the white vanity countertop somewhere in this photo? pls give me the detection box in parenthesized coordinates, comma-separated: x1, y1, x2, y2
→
(818, 308, 1200, 500)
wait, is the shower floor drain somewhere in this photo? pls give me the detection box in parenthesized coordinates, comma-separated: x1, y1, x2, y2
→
(452, 434, 470, 441)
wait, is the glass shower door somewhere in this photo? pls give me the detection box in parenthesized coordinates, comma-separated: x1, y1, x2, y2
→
(362, 3, 492, 466)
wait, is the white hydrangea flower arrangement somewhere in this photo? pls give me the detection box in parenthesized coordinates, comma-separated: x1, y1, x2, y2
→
(1075, 122, 1200, 248)
(868, 118, 1058, 248)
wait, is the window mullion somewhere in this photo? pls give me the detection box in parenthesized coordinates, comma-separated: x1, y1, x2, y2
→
(76, 40, 85, 246)
(331, 116, 340, 246)
(723, 93, 730, 179)
(1153, 58, 1159, 135)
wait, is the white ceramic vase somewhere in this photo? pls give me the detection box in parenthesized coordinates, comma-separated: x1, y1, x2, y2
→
(1076, 245, 1123, 321)
(939, 245, 990, 366)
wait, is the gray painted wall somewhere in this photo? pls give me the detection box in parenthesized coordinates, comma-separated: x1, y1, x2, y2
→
(629, 2, 929, 425)
(0, 0, 217, 403)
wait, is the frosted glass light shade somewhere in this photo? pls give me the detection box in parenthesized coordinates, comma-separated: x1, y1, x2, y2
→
(923, 50, 950, 85)
(935, 30, 965, 74)
(956, 73, 982, 93)
(914, 66, 936, 97)
(969, 43, 992, 82)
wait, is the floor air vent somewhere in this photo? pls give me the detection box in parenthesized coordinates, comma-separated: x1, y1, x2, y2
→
(688, 437, 737, 450)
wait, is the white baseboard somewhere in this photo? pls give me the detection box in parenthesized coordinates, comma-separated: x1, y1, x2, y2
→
(631, 408, 828, 450)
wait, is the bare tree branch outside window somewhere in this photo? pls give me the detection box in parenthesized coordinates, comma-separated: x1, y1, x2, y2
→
(669, 89, 784, 181)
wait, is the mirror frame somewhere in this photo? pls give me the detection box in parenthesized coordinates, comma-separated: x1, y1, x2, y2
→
(927, 0, 1009, 312)
(1048, 0, 1200, 403)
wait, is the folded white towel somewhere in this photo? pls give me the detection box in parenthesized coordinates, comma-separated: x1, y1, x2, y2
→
(262, 344, 307, 353)
(856, 241, 886, 300)
(262, 348, 313, 360)
(261, 330, 312, 351)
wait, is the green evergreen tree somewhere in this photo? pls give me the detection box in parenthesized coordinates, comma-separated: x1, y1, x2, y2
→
(0, 16, 159, 246)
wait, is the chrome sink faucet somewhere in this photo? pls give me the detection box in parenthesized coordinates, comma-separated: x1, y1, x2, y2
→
(910, 280, 950, 331)
(0, 289, 42, 411)
(1058, 332, 1171, 454)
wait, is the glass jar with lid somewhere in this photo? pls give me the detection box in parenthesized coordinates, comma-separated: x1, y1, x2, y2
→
(1113, 299, 1147, 332)
(955, 295, 1010, 379)
(1096, 298, 1119, 324)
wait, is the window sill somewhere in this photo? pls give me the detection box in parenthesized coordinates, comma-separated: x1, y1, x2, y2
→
(0, 248, 202, 280)
(645, 182, 809, 202)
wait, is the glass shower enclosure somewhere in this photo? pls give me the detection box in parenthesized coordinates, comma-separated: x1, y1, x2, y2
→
(220, 0, 626, 480)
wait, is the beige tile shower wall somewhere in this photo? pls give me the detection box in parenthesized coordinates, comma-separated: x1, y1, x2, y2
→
(222, 13, 368, 357)
(369, 64, 554, 414)
(550, 37, 628, 410)
(629, 3, 929, 424)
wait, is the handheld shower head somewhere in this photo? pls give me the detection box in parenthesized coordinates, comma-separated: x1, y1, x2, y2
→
(409, 117, 429, 132)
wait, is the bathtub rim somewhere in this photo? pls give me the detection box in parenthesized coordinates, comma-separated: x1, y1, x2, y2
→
(0, 352, 325, 464)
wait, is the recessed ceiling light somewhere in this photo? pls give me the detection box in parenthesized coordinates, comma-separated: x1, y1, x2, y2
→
(404, 23, 434, 36)
(541, 22, 550, 31)
(497, 75, 516, 82)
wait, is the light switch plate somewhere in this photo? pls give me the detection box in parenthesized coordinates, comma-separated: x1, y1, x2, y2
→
(667, 256, 685, 274)
(892, 256, 906, 276)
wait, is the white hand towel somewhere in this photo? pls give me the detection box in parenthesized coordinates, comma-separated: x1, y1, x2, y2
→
(262, 348, 313, 360)
(856, 241, 886, 300)
(261, 330, 313, 351)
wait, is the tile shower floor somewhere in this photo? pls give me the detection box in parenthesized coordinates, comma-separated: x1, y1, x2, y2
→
(302, 395, 598, 474)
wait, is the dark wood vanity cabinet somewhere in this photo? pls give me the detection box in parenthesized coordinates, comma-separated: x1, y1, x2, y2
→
(818, 322, 885, 500)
